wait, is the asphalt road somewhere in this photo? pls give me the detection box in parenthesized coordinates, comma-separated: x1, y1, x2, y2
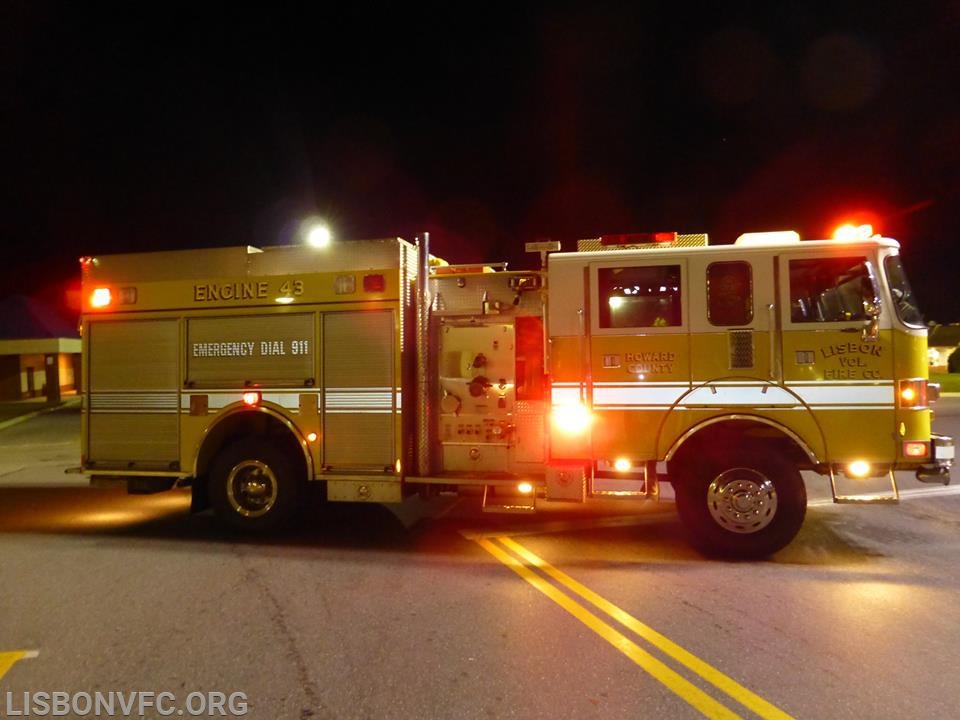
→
(1, 402, 960, 719)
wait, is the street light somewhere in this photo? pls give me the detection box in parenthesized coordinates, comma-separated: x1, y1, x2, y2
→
(306, 223, 332, 248)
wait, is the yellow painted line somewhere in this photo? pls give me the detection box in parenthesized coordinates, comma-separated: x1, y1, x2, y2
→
(475, 537, 743, 720)
(499, 537, 794, 720)
(0, 650, 38, 680)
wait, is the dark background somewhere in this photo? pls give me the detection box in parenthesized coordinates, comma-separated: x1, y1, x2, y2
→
(4, 2, 959, 322)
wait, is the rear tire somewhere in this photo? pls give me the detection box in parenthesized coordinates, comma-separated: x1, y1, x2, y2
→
(674, 445, 806, 558)
(209, 439, 303, 532)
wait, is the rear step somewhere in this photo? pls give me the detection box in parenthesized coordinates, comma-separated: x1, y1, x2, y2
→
(481, 485, 536, 513)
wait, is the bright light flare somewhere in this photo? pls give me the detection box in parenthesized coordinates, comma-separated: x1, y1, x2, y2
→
(517, 482, 534, 495)
(551, 402, 593, 435)
(898, 380, 926, 408)
(306, 224, 332, 248)
(846, 460, 871, 478)
(833, 223, 875, 241)
(90, 287, 112, 308)
(242, 391, 261, 407)
(613, 458, 632, 473)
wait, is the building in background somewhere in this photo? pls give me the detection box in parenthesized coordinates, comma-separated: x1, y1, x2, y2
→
(927, 324, 960, 372)
(0, 295, 81, 402)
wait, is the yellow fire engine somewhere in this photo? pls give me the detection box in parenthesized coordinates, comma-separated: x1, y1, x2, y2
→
(78, 227, 953, 557)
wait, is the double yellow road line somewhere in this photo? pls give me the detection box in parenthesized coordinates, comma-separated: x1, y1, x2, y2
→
(472, 535, 794, 720)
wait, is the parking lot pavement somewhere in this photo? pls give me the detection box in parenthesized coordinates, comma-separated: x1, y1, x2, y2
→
(0, 397, 84, 487)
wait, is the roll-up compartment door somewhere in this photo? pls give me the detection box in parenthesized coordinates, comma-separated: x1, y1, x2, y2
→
(322, 310, 396, 470)
(87, 319, 180, 468)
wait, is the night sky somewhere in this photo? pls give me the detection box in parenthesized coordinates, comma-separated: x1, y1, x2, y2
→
(5, 3, 960, 322)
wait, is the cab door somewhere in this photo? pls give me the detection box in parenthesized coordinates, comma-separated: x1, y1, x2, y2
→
(776, 250, 895, 463)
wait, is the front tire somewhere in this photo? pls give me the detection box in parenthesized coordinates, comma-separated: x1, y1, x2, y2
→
(674, 445, 806, 558)
(210, 439, 303, 532)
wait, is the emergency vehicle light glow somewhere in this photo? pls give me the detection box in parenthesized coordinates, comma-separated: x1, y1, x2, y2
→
(735, 231, 801, 245)
(242, 392, 261, 407)
(833, 223, 875, 241)
(551, 402, 593, 435)
(90, 287, 112, 308)
(898, 379, 927, 408)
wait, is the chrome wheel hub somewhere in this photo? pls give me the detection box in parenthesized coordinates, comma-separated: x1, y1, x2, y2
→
(707, 468, 778, 534)
(226, 460, 278, 518)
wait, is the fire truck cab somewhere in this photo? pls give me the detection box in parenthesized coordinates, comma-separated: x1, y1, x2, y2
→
(78, 229, 952, 557)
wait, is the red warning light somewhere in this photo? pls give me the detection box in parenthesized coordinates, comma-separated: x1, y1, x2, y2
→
(90, 287, 112, 308)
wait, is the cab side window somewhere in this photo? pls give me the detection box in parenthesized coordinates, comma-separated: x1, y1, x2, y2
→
(598, 265, 682, 329)
(789, 257, 872, 323)
(707, 261, 752, 326)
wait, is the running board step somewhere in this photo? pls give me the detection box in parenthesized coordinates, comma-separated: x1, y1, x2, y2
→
(830, 468, 899, 504)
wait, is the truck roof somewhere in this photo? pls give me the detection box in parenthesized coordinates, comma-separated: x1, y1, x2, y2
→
(82, 237, 415, 282)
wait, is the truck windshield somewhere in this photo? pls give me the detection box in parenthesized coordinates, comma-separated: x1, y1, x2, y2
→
(883, 255, 924, 327)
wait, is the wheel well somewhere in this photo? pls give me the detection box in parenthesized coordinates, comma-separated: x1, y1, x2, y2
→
(194, 410, 309, 494)
(668, 419, 811, 477)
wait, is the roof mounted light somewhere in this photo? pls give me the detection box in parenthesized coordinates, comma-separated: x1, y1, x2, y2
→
(833, 223, 875, 241)
(735, 231, 801, 246)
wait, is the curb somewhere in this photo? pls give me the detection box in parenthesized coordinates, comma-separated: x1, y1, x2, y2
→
(0, 397, 81, 432)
